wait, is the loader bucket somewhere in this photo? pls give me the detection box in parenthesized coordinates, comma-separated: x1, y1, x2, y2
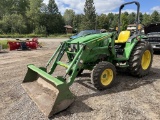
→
(22, 64, 74, 117)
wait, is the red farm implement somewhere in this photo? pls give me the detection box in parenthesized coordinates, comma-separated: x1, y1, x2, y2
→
(8, 38, 42, 51)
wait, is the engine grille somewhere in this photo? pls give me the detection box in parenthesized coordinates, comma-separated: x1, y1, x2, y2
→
(147, 37, 160, 42)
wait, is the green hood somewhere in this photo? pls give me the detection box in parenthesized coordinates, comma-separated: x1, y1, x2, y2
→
(67, 33, 112, 44)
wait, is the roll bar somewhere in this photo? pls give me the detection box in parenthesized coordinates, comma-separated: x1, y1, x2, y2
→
(118, 1, 140, 34)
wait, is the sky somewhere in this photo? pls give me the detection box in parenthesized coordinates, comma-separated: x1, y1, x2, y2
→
(43, 0, 160, 14)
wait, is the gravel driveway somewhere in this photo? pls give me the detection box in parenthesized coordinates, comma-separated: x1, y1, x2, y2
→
(0, 39, 160, 120)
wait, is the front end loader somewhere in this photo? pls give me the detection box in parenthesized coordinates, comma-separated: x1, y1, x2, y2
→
(22, 1, 153, 117)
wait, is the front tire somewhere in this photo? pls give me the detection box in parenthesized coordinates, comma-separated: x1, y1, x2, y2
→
(129, 41, 153, 77)
(91, 62, 116, 90)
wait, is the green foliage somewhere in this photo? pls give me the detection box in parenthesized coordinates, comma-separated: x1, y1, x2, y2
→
(111, 14, 118, 29)
(97, 14, 109, 30)
(0, 40, 9, 49)
(108, 13, 114, 24)
(63, 9, 75, 26)
(142, 13, 151, 26)
(34, 26, 46, 34)
(13, 0, 29, 16)
(139, 12, 143, 23)
(128, 12, 136, 24)
(48, 0, 59, 14)
(73, 14, 84, 31)
(82, 0, 96, 29)
(121, 13, 129, 30)
(0, 34, 44, 38)
(0, 0, 65, 35)
(41, 0, 65, 34)
(150, 11, 160, 23)
(0, 0, 160, 35)
(0, 33, 72, 38)
(26, 0, 43, 32)
(0, 14, 27, 34)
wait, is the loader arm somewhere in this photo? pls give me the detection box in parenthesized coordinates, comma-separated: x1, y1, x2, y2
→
(45, 32, 116, 86)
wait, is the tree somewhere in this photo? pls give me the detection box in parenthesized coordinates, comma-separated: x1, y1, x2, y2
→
(27, 0, 42, 16)
(128, 12, 136, 24)
(0, 0, 29, 33)
(26, 0, 43, 33)
(111, 14, 118, 29)
(97, 14, 109, 30)
(40, 3, 48, 13)
(63, 9, 75, 26)
(139, 12, 143, 24)
(121, 13, 128, 30)
(142, 13, 151, 26)
(124, 12, 129, 16)
(150, 10, 160, 23)
(82, 0, 96, 29)
(12, 0, 29, 16)
(0, 14, 27, 34)
(107, 13, 115, 29)
(0, 0, 14, 16)
(0, 0, 29, 19)
(73, 14, 84, 32)
(44, 0, 65, 34)
(48, 0, 59, 14)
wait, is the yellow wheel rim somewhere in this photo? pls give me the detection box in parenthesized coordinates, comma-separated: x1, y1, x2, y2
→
(141, 50, 151, 70)
(101, 69, 113, 86)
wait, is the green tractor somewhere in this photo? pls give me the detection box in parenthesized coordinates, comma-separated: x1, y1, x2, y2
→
(22, 1, 153, 117)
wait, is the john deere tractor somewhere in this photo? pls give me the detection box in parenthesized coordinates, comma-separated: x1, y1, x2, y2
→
(22, 1, 153, 117)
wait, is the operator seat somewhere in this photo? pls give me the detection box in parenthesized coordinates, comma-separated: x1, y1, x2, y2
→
(114, 31, 131, 56)
(115, 31, 131, 43)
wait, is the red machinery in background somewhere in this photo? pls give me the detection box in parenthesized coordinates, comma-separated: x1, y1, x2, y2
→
(8, 37, 42, 51)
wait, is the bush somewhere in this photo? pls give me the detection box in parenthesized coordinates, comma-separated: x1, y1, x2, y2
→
(34, 26, 46, 34)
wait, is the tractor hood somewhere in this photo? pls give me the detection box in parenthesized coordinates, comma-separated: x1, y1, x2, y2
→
(67, 33, 112, 44)
(144, 23, 160, 34)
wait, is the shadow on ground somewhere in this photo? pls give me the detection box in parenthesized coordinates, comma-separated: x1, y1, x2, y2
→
(154, 51, 160, 55)
(0, 51, 9, 54)
(51, 67, 160, 119)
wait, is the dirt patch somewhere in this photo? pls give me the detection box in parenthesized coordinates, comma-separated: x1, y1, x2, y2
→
(0, 39, 160, 120)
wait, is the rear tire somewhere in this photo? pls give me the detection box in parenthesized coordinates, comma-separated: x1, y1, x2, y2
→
(91, 62, 116, 90)
(129, 41, 153, 77)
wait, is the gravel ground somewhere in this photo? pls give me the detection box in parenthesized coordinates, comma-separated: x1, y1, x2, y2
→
(0, 39, 160, 120)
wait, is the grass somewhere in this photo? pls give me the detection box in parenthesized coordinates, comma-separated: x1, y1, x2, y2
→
(0, 33, 73, 38)
(0, 40, 10, 49)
